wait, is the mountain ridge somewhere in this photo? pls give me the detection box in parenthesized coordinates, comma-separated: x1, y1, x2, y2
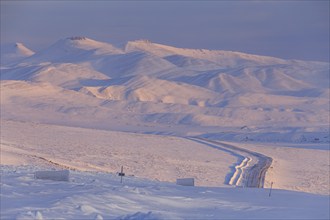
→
(3, 37, 329, 66)
(1, 37, 329, 135)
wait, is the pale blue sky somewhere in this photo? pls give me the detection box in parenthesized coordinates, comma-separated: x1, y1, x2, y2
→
(1, 1, 329, 62)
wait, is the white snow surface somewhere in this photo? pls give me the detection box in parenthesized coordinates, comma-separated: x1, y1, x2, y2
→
(1, 120, 329, 219)
(1, 37, 329, 219)
(0, 120, 237, 187)
(1, 165, 329, 220)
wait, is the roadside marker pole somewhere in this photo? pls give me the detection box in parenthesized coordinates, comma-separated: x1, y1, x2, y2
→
(119, 166, 125, 184)
(120, 166, 123, 183)
(269, 182, 273, 197)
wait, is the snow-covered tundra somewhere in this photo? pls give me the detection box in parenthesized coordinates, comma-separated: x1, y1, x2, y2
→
(1, 37, 329, 219)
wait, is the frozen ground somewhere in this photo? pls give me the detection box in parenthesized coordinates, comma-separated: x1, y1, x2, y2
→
(1, 119, 329, 196)
(1, 120, 329, 219)
(0, 120, 238, 187)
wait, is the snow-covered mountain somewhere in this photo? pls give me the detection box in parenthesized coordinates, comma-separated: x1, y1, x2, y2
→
(0, 42, 35, 64)
(23, 37, 123, 64)
(1, 37, 329, 139)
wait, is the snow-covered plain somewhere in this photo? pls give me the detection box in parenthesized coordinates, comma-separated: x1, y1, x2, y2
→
(0, 120, 238, 187)
(1, 37, 329, 219)
(1, 165, 329, 220)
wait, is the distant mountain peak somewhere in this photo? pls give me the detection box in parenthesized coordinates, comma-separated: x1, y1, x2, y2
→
(18, 37, 124, 63)
(1, 42, 35, 64)
(13, 42, 35, 55)
(15, 42, 24, 47)
(67, 36, 88, 41)
(133, 39, 152, 43)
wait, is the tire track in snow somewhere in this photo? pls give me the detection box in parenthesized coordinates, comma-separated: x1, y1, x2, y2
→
(189, 137, 272, 188)
(229, 157, 252, 186)
(186, 137, 245, 185)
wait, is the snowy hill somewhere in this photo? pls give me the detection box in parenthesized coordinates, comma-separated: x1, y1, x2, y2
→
(0, 42, 35, 64)
(22, 37, 123, 64)
(1, 37, 329, 139)
(125, 39, 289, 67)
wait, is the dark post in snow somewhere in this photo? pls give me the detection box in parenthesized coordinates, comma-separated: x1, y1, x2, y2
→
(269, 182, 274, 197)
(118, 166, 125, 183)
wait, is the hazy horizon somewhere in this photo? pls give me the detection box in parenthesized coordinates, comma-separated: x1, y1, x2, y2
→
(1, 1, 329, 62)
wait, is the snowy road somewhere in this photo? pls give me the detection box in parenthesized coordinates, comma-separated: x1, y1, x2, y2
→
(190, 138, 273, 188)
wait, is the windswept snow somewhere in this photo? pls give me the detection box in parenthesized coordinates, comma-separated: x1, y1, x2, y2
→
(1, 165, 329, 220)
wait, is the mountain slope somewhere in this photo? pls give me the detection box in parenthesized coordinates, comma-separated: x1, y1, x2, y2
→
(0, 37, 329, 136)
(91, 51, 177, 78)
(23, 37, 123, 64)
(1, 43, 35, 64)
(125, 40, 289, 67)
(79, 75, 222, 106)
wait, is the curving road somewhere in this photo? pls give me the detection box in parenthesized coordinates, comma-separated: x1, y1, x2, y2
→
(191, 137, 272, 188)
